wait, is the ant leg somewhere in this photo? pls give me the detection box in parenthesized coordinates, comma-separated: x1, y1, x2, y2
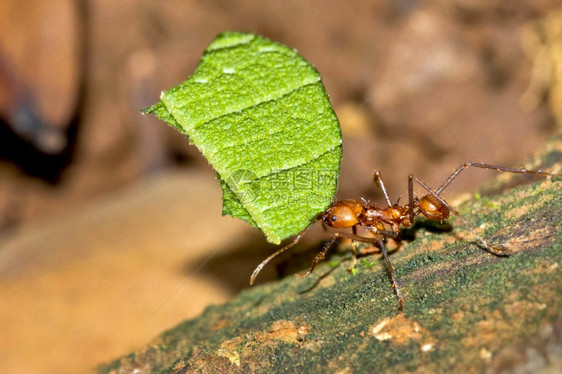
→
(348, 226, 359, 271)
(374, 170, 392, 207)
(348, 241, 359, 272)
(333, 229, 404, 309)
(341, 227, 398, 271)
(250, 222, 316, 285)
(296, 235, 338, 278)
(333, 230, 399, 241)
(413, 176, 509, 256)
(302, 229, 404, 308)
(436, 162, 559, 195)
(296, 231, 399, 278)
(407, 174, 417, 223)
(375, 235, 404, 310)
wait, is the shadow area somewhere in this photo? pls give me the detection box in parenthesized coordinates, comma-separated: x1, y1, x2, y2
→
(180, 228, 333, 295)
(182, 219, 454, 295)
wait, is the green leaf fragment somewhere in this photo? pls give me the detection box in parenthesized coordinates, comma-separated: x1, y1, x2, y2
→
(142, 102, 186, 136)
(143, 32, 342, 244)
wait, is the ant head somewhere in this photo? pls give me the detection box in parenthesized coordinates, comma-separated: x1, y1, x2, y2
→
(322, 200, 364, 229)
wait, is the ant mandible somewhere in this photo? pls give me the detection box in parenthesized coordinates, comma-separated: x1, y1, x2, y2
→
(250, 162, 560, 309)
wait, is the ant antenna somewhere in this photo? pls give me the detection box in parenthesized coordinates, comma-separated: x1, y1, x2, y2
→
(250, 219, 317, 285)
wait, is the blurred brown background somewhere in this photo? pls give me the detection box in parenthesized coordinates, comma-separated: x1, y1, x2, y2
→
(1, 1, 562, 373)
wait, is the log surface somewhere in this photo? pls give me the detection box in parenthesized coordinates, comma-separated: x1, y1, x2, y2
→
(100, 134, 562, 374)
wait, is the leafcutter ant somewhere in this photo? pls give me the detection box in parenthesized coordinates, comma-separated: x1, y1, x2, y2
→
(250, 162, 560, 309)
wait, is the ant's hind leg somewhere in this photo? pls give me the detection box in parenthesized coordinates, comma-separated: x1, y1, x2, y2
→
(435, 162, 559, 195)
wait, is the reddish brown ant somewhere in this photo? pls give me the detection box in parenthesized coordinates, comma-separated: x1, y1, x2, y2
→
(250, 162, 560, 309)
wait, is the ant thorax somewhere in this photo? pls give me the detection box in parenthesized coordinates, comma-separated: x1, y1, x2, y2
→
(357, 207, 387, 231)
(360, 204, 414, 233)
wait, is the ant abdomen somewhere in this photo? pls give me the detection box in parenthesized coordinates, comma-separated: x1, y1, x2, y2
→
(418, 194, 450, 221)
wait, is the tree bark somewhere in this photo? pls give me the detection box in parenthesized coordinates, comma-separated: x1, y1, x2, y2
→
(99, 134, 562, 374)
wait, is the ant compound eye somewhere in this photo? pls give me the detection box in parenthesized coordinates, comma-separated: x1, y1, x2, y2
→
(331, 215, 338, 222)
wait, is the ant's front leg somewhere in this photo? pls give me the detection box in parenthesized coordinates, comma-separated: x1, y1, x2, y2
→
(296, 235, 338, 278)
(297, 231, 392, 278)
(347, 226, 359, 272)
(348, 241, 360, 272)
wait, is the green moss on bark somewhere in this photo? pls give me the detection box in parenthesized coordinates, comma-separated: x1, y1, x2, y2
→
(99, 135, 562, 374)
